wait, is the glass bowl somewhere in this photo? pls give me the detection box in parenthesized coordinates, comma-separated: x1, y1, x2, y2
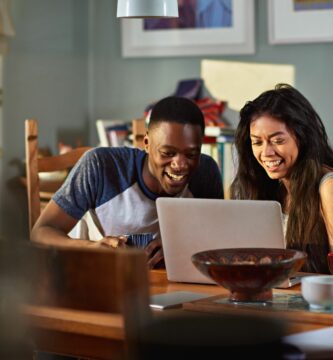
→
(191, 248, 307, 302)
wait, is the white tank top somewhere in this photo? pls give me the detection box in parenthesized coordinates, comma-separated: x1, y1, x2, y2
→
(282, 172, 333, 237)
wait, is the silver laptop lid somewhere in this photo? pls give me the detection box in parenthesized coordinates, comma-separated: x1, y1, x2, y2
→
(156, 198, 285, 284)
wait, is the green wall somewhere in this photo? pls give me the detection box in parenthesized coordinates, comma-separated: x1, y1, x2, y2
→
(90, 0, 333, 144)
(2, 0, 333, 239)
(1, 0, 89, 239)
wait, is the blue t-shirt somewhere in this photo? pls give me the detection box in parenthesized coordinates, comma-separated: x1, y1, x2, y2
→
(53, 147, 223, 241)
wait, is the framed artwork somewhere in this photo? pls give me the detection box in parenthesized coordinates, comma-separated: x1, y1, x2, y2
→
(121, 0, 255, 57)
(269, 0, 333, 44)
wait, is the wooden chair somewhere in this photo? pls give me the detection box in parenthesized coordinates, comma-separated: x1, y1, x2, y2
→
(26, 243, 151, 360)
(24, 243, 289, 360)
(131, 118, 146, 149)
(24, 118, 91, 232)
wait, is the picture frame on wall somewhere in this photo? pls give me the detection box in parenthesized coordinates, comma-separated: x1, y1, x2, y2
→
(269, 0, 333, 44)
(121, 0, 255, 57)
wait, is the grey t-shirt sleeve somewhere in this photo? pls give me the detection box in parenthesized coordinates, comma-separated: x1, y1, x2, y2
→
(52, 147, 139, 220)
(52, 149, 102, 220)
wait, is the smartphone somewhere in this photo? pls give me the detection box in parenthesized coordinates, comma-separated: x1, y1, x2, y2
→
(149, 291, 209, 310)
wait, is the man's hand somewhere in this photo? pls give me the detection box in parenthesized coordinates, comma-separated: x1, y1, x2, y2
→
(97, 236, 165, 269)
(144, 238, 164, 269)
(100, 236, 128, 248)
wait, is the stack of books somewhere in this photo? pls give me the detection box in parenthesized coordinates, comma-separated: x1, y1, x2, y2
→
(202, 127, 236, 199)
(96, 119, 130, 147)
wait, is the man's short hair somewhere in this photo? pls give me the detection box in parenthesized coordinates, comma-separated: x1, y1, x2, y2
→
(148, 96, 205, 135)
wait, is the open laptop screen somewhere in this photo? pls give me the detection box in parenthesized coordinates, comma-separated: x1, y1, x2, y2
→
(156, 198, 285, 284)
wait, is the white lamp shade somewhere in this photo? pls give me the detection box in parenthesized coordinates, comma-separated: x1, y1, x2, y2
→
(117, 0, 179, 18)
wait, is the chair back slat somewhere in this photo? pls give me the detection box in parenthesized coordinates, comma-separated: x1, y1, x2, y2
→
(38, 147, 91, 173)
(25, 119, 41, 231)
(25, 118, 92, 232)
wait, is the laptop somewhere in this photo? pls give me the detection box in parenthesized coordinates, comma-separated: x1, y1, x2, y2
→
(156, 198, 286, 285)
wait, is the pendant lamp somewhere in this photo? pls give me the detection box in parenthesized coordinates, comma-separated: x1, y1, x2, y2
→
(117, 0, 179, 18)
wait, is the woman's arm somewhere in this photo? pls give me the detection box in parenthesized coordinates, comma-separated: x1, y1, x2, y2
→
(320, 177, 333, 251)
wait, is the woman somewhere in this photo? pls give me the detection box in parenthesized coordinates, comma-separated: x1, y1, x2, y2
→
(231, 84, 333, 273)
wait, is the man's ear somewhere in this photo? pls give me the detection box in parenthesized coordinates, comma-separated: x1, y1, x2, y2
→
(143, 132, 149, 152)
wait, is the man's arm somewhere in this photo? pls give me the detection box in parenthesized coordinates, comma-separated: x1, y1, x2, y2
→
(31, 200, 138, 250)
(31, 200, 95, 247)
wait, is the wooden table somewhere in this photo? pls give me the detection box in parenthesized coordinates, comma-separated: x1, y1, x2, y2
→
(22, 270, 333, 359)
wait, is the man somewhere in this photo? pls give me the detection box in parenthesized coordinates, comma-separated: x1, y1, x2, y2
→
(31, 96, 223, 268)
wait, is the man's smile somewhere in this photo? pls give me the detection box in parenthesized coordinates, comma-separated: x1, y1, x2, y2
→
(165, 170, 187, 181)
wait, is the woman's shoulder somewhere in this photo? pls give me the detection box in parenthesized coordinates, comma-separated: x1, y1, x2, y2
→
(320, 167, 333, 186)
(319, 168, 333, 198)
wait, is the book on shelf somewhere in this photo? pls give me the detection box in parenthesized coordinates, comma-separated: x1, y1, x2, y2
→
(201, 135, 219, 164)
(216, 133, 237, 200)
(205, 126, 236, 138)
(96, 119, 130, 147)
(201, 143, 219, 164)
(201, 127, 237, 199)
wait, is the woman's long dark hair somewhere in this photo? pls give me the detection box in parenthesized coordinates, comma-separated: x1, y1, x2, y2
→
(231, 84, 333, 273)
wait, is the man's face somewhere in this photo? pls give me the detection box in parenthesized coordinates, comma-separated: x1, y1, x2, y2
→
(143, 122, 202, 196)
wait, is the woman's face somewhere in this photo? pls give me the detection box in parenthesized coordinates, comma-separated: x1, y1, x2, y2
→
(250, 115, 299, 181)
